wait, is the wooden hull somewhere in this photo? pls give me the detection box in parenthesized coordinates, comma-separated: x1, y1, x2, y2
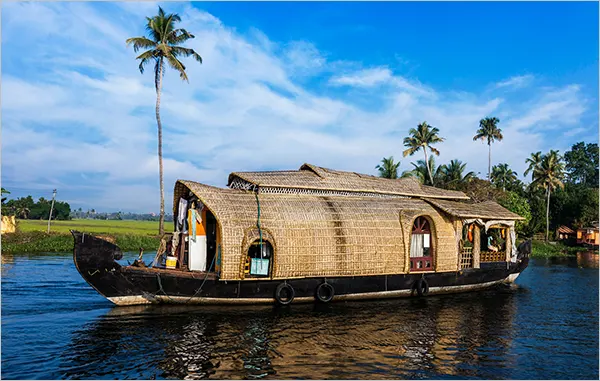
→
(71, 231, 531, 307)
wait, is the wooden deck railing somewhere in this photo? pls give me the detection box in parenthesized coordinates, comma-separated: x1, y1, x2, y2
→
(480, 250, 505, 262)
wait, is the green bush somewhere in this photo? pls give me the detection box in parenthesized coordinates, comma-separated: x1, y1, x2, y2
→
(1, 231, 160, 253)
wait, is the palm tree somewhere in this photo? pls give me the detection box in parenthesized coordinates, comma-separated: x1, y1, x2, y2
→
(524, 151, 542, 179)
(405, 157, 442, 186)
(126, 6, 203, 235)
(16, 206, 30, 219)
(403, 121, 445, 186)
(490, 163, 518, 191)
(376, 156, 401, 179)
(473, 117, 503, 181)
(531, 150, 565, 241)
(439, 159, 475, 189)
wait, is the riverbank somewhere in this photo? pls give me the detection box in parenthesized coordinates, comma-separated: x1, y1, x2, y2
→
(1, 231, 160, 253)
(1, 219, 162, 253)
(529, 240, 593, 258)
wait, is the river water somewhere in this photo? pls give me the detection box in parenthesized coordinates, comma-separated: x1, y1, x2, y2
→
(1, 252, 598, 380)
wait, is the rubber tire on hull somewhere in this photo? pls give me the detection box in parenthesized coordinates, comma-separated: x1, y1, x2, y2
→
(414, 278, 429, 297)
(315, 282, 335, 303)
(275, 283, 295, 305)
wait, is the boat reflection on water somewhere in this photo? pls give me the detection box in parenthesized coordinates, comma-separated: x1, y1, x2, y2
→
(543, 251, 600, 269)
(59, 287, 521, 379)
(577, 251, 599, 269)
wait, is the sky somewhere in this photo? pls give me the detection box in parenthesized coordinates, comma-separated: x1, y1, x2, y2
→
(1, 1, 598, 213)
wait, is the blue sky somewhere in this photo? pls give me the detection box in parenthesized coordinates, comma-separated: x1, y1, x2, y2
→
(2, 1, 598, 213)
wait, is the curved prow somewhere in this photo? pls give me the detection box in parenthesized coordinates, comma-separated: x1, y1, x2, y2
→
(71, 230, 123, 275)
(517, 239, 532, 259)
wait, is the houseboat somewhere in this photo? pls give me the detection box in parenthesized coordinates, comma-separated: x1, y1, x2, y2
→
(71, 163, 531, 306)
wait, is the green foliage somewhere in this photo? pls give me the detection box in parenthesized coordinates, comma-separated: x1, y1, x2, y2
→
(530, 240, 581, 258)
(550, 183, 599, 230)
(461, 178, 506, 203)
(491, 163, 518, 191)
(564, 142, 599, 187)
(497, 191, 531, 235)
(402, 121, 444, 185)
(438, 159, 475, 190)
(126, 6, 203, 83)
(473, 117, 503, 145)
(1, 231, 160, 253)
(1, 187, 9, 204)
(376, 156, 401, 179)
(3, 196, 71, 220)
(404, 156, 442, 186)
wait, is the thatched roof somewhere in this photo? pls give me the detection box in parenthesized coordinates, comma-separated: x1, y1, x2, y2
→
(557, 225, 575, 234)
(228, 163, 469, 200)
(423, 198, 526, 221)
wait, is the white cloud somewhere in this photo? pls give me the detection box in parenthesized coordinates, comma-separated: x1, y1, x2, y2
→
(1, 2, 595, 213)
(329, 67, 393, 87)
(494, 74, 534, 90)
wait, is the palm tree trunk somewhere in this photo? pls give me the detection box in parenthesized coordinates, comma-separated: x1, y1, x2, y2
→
(424, 149, 434, 186)
(488, 142, 492, 181)
(545, 186, 551, 241)
(156, 57, 165, 236)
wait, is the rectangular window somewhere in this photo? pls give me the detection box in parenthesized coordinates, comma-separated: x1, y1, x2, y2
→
(410, 234, 424, 258)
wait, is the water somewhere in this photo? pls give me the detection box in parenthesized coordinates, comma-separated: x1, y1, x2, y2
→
(2, 252, 598, 380)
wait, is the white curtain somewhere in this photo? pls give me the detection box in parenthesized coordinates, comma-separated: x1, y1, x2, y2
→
(410, 234, 424, 258)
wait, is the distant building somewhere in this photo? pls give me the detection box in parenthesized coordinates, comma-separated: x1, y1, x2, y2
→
(556, 225, 576, 241)
(576, 222, 599, 247)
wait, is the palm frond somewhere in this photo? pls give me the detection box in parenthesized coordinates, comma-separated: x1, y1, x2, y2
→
(126, 37, 157, 52)
(166, 55, 189, 81)
(171, 46, 203, 63)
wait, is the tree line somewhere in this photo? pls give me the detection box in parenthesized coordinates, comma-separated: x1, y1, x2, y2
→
(1, 192, 71, 221)
(376, 119, 598, 241)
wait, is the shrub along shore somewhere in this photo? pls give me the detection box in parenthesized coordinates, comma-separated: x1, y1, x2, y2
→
(1, 231, 161, 254)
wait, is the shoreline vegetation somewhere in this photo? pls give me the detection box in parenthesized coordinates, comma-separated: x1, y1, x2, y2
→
(2, 219, 161, 254)
(2, 219, 595, 258)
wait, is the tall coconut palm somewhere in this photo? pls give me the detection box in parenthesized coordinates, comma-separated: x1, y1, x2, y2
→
(473, 117, 503, 181)
(126, 6, 203, 235)
(403, 121, 445, 186)
(490, 163, 518, 191)
(439, 159, 475, 189)
(524, 151, 542, 179)
(376, 156, 401, 179)
(531, 150, 565, 241)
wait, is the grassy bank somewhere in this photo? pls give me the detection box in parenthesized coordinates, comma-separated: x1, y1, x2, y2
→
(17, 219, 160, 235)
(529, 240, 587, 258)
(1, 231, 161, 253)
(2, 219, 162, 253)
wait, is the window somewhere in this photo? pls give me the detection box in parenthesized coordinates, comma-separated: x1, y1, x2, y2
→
(246, 240, 273, 277)
(409, 217, 433, 271)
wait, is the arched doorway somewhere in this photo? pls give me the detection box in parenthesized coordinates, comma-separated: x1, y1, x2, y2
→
(410, 216, 434, 271)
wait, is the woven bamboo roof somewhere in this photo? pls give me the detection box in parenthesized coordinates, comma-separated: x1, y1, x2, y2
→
(423, 198, 526, 221)
(227, 163, 469, 200)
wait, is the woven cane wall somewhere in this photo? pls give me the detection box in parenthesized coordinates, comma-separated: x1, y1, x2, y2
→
(174, 180, 460, 281)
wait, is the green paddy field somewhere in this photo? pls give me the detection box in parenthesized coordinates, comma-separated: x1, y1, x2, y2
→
(2, 219, 162, 253)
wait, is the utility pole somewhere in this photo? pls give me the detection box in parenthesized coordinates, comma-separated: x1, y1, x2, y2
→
(47, 189, 57, 234)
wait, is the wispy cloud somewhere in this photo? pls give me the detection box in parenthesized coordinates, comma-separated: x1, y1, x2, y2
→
(329, 67, 393, 87)
(494, 74, 535, 90)
(1, 2, 595, 212)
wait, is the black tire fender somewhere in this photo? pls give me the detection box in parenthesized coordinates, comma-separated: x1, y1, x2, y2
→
(315, 282, 335, 303)
(275, 283, 295, 305)
(415, 278, 429, 297)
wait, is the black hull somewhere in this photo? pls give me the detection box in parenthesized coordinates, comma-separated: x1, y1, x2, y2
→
(71, 231, 531, 306)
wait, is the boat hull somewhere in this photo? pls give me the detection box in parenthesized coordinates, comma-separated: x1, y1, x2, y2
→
(71, 230, 530, 307)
